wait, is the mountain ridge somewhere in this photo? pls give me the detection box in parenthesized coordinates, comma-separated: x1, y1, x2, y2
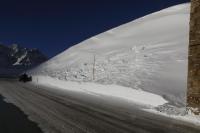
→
(0, 43, 47, 76)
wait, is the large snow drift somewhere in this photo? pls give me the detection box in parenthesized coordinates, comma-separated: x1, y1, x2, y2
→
(30, 4, 190, 107)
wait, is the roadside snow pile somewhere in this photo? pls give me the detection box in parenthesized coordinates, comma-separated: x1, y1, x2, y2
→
(32, 76, 200, 125)
(32, 76, 168, 107)
(29, 3, 190, 114)
(144, 109, 200, 126)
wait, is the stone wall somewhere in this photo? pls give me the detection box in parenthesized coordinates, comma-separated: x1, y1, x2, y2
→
(187, 0, 200, 115)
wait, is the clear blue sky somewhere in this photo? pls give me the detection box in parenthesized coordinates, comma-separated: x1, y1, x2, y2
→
(0, 0, 190, 57)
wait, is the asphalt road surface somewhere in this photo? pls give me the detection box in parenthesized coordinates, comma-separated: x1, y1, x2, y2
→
(0, 79, 200, 133)
(0, 95, 43, 133)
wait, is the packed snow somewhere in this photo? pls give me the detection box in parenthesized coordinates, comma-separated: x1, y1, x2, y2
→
(30, 3, 190, 115)
(32, 76, 168, 107)
(144, 109, 200, 126)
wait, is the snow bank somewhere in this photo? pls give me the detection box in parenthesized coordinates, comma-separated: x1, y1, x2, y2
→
(144, 109, 200, 126)
(32, 76, 168, 107)
(29, 3, 190, 108)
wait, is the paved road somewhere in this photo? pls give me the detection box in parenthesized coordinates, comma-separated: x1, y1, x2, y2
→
(0, 79, 199, 133)
(0, 95, 43, 133)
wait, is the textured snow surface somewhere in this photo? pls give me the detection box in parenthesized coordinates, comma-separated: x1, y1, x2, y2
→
(32, 76, 168, 107)
(30, 4, 190, 108)
(144, 109, 200, 126)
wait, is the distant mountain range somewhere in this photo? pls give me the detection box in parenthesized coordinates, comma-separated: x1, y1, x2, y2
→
(0, 44, 47, 77)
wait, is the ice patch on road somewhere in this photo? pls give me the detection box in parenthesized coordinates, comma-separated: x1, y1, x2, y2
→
(32, 76, 168, 107)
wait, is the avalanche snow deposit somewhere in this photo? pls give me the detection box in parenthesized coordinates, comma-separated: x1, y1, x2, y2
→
(30, 3, 190, 109)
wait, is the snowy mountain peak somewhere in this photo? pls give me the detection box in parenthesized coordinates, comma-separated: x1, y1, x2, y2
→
(10, 44, 23, 53)
(10, 43, 19, 49)
(0, 44, 48, 76)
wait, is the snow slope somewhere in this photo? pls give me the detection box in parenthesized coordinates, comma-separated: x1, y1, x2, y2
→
(30, 4, 190, 108)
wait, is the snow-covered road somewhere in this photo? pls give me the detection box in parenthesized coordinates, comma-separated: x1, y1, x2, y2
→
(0, 79, 199, 133)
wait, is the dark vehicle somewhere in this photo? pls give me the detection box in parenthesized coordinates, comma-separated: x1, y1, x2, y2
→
(19, 73, 32, 82)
